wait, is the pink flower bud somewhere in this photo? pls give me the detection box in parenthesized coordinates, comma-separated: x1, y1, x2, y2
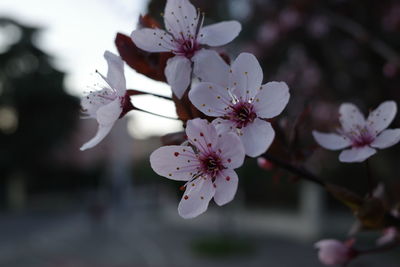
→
(314, 239, 356, 266)
(257, 157, 274, 170)
(377, 227, 398, 246)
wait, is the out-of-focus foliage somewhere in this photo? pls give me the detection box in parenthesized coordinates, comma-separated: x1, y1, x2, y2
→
(0, 18, 79, 185)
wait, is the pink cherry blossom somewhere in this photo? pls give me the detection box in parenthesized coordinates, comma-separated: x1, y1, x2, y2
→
(377, 227, 398, 246)
(314, 239, 356, 266)
(150, 118, 245, 219)
(80, 51, 133, 151)
(313, 101, 400, 163)
(131, 0, 241, 99)
(189, 52, 290, 157)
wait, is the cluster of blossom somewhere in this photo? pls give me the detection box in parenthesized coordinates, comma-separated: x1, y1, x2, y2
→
(79, 0, 400, 265)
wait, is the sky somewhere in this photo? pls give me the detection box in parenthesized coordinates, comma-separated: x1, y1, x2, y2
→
(0, 0, 182, 139)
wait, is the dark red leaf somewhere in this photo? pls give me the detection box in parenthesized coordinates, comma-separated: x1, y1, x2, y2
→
(115, 32, 173, 82)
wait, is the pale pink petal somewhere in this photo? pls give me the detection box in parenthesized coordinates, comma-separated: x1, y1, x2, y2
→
(312, 131, 351, 150)
(215, 132, 245, 169)
(339, 146, 376, 163)
(198, 21, 241, 46)
(367, 101, 397, 134)
(164, 0, 198, 38)
(80, 99, 121, 151)
(212, 118, 236, 134)
(131, 28, 175, 53)
(80, 124, 113, 151)
(339, 103, 366, 133)
(150, 145, 199, 181)
(230, 53, 263, 99)
(377, 227, 398, 246)
(165, 56, 192, 99)
(314, 239, 351, 265)
(240, 118, 275, 157)
(186, 118, 218, 152)
(96, 99, 122, 125)
(253, 81, 290, 119)
(103, 51, 126, 95)
(189, 82, 231, 117)
(213, 169, 238, 206)
(192, 49, 230, 87)
(370, 128, 400, 149)
(178, 177, 215, 219)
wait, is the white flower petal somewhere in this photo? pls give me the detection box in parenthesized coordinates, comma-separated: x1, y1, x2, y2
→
(150, 145, 199, 181)
(370, 129, 400, 149)
(103, 51, 126, 95)
(198, 21, 241, 47)
(192, 49, 230, 87)
(312, 131, 351, 150)
(131, 28, 175, 53)
(213, 169, 238, 206)
(165, 56, 192, 99)
(240, 118, 275, 157)
(230, 53, 263, 99)
(96, 99, 122, 125)
(189, 82, 231, 117)
(186, 118, 218, 152)
(367, 101, 397, 134)
(339, 146, 376, 163)
(80, 124, 113, 151)
(178, 177, 215, 219)
(80, 99, 121, 151)
(339, 103, 366, 133)
(212, 118, 237, 134)
(164, 0, 198, 38)
(254, 81, 290, 119)
(215, 133, 245, 169)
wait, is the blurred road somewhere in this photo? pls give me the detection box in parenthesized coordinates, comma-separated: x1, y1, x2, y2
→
(0, 206, 399, 267)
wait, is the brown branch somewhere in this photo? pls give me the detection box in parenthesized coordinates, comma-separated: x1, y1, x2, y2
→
(262, 152, 326, 186)
(327, 12, 400, 65)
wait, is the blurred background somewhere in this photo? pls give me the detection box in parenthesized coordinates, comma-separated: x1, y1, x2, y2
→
(0, 0, 399, 266)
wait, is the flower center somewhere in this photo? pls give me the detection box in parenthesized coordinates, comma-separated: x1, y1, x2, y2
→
(227, 101, 257, 128)
(199, 152, 224, 179)
(345, 127, 375, 147)
(175, 38, 199, 59)
(119, 92, 134, 118)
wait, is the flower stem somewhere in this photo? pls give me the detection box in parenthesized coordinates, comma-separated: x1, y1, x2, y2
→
(357, 240, 400, 255)
(261, 153, 326, 186)
(365, 159, 374, 197)
(133, 107, 178, 120)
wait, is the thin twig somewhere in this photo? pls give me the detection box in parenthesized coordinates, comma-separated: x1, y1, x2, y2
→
(357, 240, 400, 255)
(262, 152, 326, 186)
(133, 107, 178, 120)
(365, 159, 374, 197)
(127, 89, 172, 100)
(328, 12, 400, 65)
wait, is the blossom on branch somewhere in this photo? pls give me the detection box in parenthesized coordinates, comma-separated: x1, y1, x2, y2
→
(314, 239, 357, 266)
(80, 51, 133, 151)
(150, 118, 245, 218)
(189, 52, 290, 157)
(131, 0, 241, 98)
(313, 101, 400, 163)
